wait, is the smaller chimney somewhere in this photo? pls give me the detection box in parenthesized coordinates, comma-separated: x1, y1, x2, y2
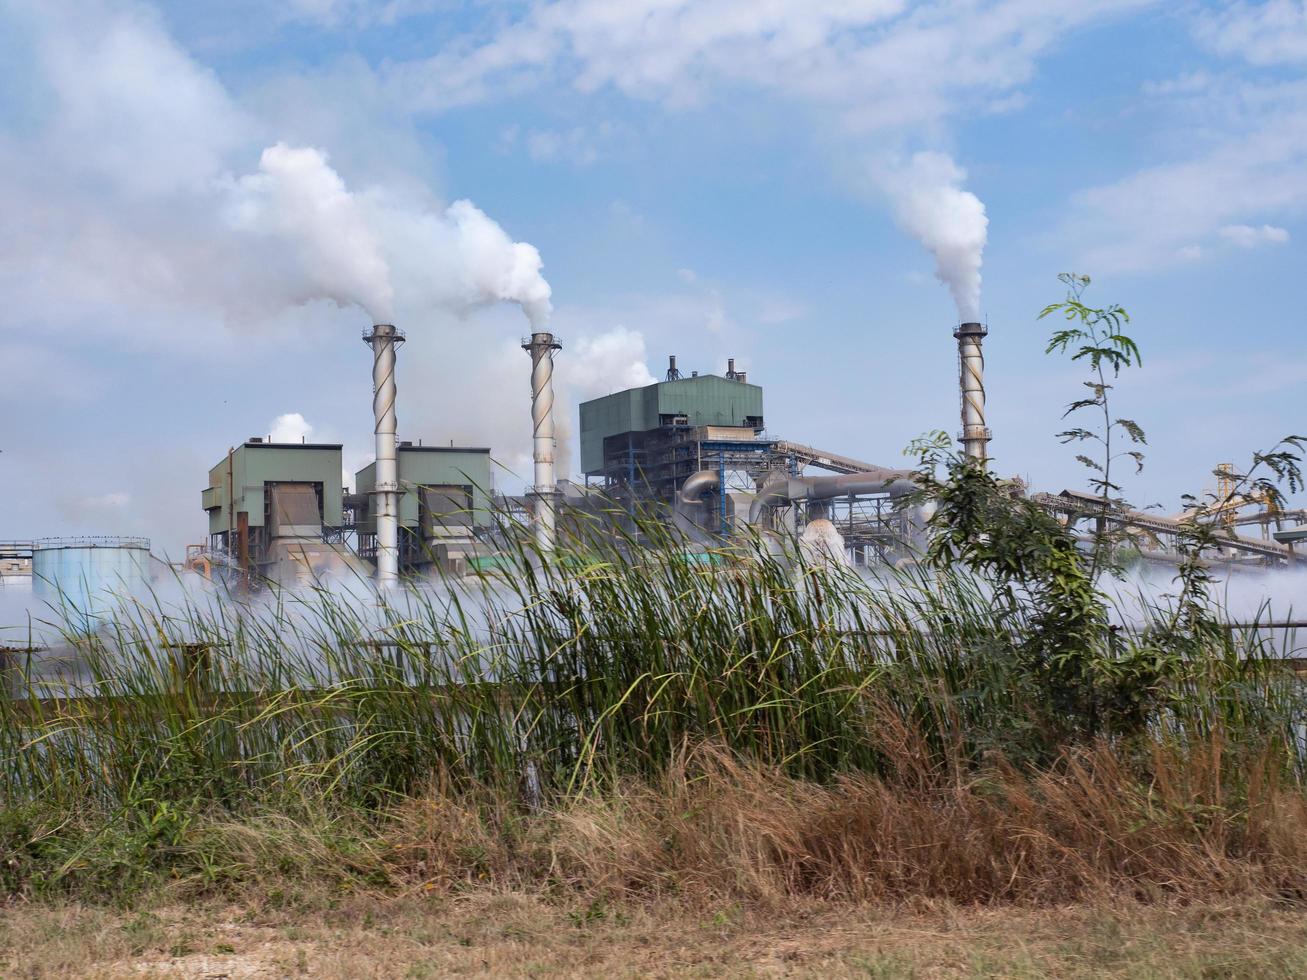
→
(953, 321, 991, 464)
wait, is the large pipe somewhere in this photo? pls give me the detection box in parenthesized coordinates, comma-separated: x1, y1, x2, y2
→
(954, 321, 991, 464)
(748, 468, 917, 524)
(364, 323, 404, 587)
(522, 331, 562, 550)
(678, 469, 721, 507)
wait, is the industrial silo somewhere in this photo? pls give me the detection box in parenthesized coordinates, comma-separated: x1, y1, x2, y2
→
(32, 536, 151, 630)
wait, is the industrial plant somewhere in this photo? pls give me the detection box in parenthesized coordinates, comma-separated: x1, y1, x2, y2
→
(3, 312, 1305, 608)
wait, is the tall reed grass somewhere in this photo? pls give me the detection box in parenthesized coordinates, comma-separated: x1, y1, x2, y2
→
(1, 510, 1304, 902)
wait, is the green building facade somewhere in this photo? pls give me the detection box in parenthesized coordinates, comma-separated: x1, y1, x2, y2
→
(354, 446, 493, 533)
(579, 375, 764, 476)
(203, 442, 344, 538)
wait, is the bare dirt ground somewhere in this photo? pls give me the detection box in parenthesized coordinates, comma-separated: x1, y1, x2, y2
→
(4, 895, 1307, 979)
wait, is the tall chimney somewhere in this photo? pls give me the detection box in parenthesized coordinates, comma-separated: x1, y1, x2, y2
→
(726, 357, 736, 380)
(522, 332, 562, 550)
(953, 321, 991, 464)
(364, 323, 405, 586)
(666, 355, 681, 381)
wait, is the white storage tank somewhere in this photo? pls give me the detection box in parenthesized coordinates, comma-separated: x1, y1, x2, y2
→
(32, 536, 151, 629)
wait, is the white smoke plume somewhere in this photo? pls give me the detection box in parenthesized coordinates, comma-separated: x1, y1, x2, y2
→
(224, 144, 552, 326)
(226, 144, 395, 320)
(882, 152, 988, 322)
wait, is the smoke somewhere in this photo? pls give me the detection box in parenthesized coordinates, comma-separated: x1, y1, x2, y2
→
(269, 412, 315, 443)
(226, 144, 395, 320)
(881, 151, 988, 322)
(800, 518, 850, 568)
(224, 144, 553, 326)
(445, 200, 553, 327)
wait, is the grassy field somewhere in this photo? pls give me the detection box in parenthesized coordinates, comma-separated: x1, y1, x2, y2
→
(4, 504, 1307, 977)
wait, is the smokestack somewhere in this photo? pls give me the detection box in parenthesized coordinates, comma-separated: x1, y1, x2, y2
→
(726, 357, 736, 380)
(953, 321, 991, 464)
(522, 331, 562, 550)
(666, 355, 681, 381)
(364, 323, 405, 586)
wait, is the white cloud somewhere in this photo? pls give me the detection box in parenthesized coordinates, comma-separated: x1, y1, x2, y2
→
(1219, 223, 1290, 248)
(567, 327, 656, 399)
(1061, 87, 1307, 272)
(1068, 7, 1307, 274)
(384, 0, 1150, 133)
(1197, 1, 1307, 66)
(32, 2, 251, 197)
(269, 412, 315, 443)
(524, 126, 602, 165)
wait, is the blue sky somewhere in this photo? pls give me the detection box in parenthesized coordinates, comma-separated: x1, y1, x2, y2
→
(1, 0, 1305, 557)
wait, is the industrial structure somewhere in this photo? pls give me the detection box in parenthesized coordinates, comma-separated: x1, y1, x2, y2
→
(202, 439, 357, 583)
(365, 323, 404, 587)
(954, 321, 991, 463)
(578, 356, 921, 562)
(5, 296, 1307, 598)
(354, 444, 493, 575)
(523, 331, 562, 550)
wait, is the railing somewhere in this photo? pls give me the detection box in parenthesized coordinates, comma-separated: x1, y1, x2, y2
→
(32, 536, 151, 551)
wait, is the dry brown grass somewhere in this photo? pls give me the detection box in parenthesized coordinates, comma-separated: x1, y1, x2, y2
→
(384, 739, 1307, 907)
(8, 737, 1307, 977)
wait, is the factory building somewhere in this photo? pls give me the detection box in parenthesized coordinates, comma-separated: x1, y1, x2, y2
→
(202, 439, 356, 582)
(577, 357, 920, 559)
(354, 444, 493, 574)
(581, 358, 772, 532)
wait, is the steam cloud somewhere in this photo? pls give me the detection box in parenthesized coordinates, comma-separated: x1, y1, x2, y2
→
(883, 151, 988, 322)
(225, 144, 552, 325)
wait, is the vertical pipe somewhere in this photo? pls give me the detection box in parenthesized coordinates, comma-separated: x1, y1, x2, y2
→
(364, 324, 405, 587)
(522, 332, 562, 550)
(953, 321, 991, 464)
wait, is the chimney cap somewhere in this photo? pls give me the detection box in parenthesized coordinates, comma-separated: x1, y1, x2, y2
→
(363, 324, 406, 344)
(954, 321, 987, 339)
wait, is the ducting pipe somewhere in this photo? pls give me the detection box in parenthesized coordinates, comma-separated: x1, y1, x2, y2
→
(954, 321, 991, 464)
(748, 468, 917, 525)
(522, 332, 562, 551)
(364, 324, 405, 587)
(677, 469, 721, 507)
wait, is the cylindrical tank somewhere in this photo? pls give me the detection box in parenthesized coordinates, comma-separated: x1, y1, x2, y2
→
(32, 536, 150, 629)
